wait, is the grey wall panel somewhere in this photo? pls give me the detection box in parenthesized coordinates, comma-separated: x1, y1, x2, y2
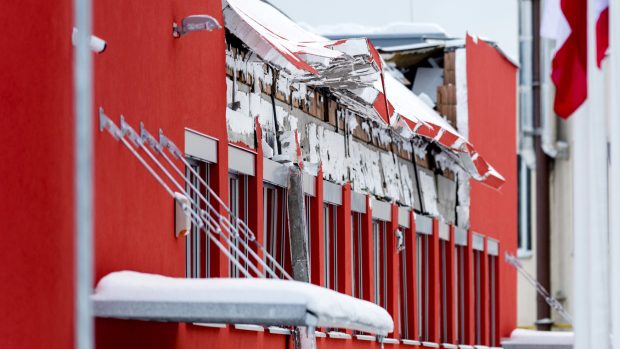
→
(472, 233, 485, 251)
(416, 214, 433, 235)
(455, 227, 468, 246)
(303, 173, 316, 197)
(229, 145, 255, 176)
(439, 221, 450, 241)
(371, 198, 391, 222)
(263, 158, 288, 187)
(398, 206, 410, 228)
(487, 238, 499, 256)
(323, 180, 342, 205)
(351, 191, 366, 214)
(185, 129, 218, 163)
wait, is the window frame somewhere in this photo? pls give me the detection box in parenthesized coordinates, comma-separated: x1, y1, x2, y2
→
(228, 172, 250, 278)
(185, 157, 213, 279)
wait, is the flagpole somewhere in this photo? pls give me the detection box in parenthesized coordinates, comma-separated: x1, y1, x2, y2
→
(572, 61, 592, 349)
(609, 0, 620, 346)
(587, 0, 610, 348)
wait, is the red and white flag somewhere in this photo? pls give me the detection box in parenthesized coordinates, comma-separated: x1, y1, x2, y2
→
(541, 0, 609, 119)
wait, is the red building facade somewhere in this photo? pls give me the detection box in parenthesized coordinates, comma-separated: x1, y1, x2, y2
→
(0, 1, 517, 349)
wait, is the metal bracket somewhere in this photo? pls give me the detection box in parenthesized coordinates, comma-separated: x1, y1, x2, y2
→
(140, 122, 163, 153)
(99, 108, 122, 139)
(159, 129, 184, 159)
(120, 116, 143, 147)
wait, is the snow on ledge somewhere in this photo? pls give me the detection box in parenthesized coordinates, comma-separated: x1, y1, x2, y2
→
(502, 329, 574, 345)
(92, 271, 393, 336)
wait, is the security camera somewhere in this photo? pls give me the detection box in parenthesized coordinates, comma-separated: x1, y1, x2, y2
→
(72, 27, 107, 53)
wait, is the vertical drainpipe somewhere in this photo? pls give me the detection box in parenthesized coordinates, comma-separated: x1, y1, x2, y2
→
(74, 0, 94, 347)
(532, 0, 552, 331)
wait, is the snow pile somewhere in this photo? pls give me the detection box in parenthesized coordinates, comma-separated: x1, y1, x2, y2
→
(92, 271, 394, 335)
(503, 329, 573, 345)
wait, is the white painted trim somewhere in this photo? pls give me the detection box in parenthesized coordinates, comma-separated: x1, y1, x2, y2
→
(422, 342, 440, 348)
(383, 338, 400, 344)
(314, 331, 327, 338)
(458, 346, 474, 349)
(234, 324, 264, 332)
(402, 339, 422, 345)
(192, 322, 226, 328)
(442, 344, 458, 349)
(268, 326, 291, 335)
(355, 334, 376, 341)
(327, 331, 352, 339)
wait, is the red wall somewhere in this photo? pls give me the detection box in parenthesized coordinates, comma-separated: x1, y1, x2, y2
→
(92, 0, 235, 347)
(0, 1, 519, 346)
(0, 1, 75, 348)
(466, 34, 518, 341)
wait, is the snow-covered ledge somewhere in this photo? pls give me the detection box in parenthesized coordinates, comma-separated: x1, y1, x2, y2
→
(92, 271, 393, 336)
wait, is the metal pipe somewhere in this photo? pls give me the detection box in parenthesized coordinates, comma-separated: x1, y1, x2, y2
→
(74, 0, 94, 346)
(610, 0, 620, 347)
(532, 0, 552, 331)
(586, 0, 609, 345)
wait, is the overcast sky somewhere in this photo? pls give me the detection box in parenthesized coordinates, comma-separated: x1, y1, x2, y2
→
(268, 0, 520, 62)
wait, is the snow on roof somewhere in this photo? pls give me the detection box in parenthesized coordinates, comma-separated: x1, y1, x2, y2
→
(92, 271, 394, 336)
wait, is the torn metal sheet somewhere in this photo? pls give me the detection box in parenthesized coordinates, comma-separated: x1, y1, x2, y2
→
(306, 123, 348, 183)
(379, 152, 400, 201)
(417, 168, 439, 217)
(436, 175, 457, 224)
(347, 140, 385, 198)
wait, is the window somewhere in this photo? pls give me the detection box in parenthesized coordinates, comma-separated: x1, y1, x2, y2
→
(518, 157, 532, 256)
(399, 227, 415, 339)
(185, 158, 215, 278)
(440, 239, 449, 343)
(489, 254, 498, 346)
(474, 249, 483, 344)
(351, 211, 364, 300)
(324, 203, 339, 290)
(417, 233, 430, 341)
(263, 183, 291, 278)
(455, 244, 466, 344)
(372, 220, 389, 309)
(305, 195, 312, 281)
(229, 172, 250, 277)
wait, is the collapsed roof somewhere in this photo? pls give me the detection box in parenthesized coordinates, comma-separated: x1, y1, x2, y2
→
(223, 0, 504, 189)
